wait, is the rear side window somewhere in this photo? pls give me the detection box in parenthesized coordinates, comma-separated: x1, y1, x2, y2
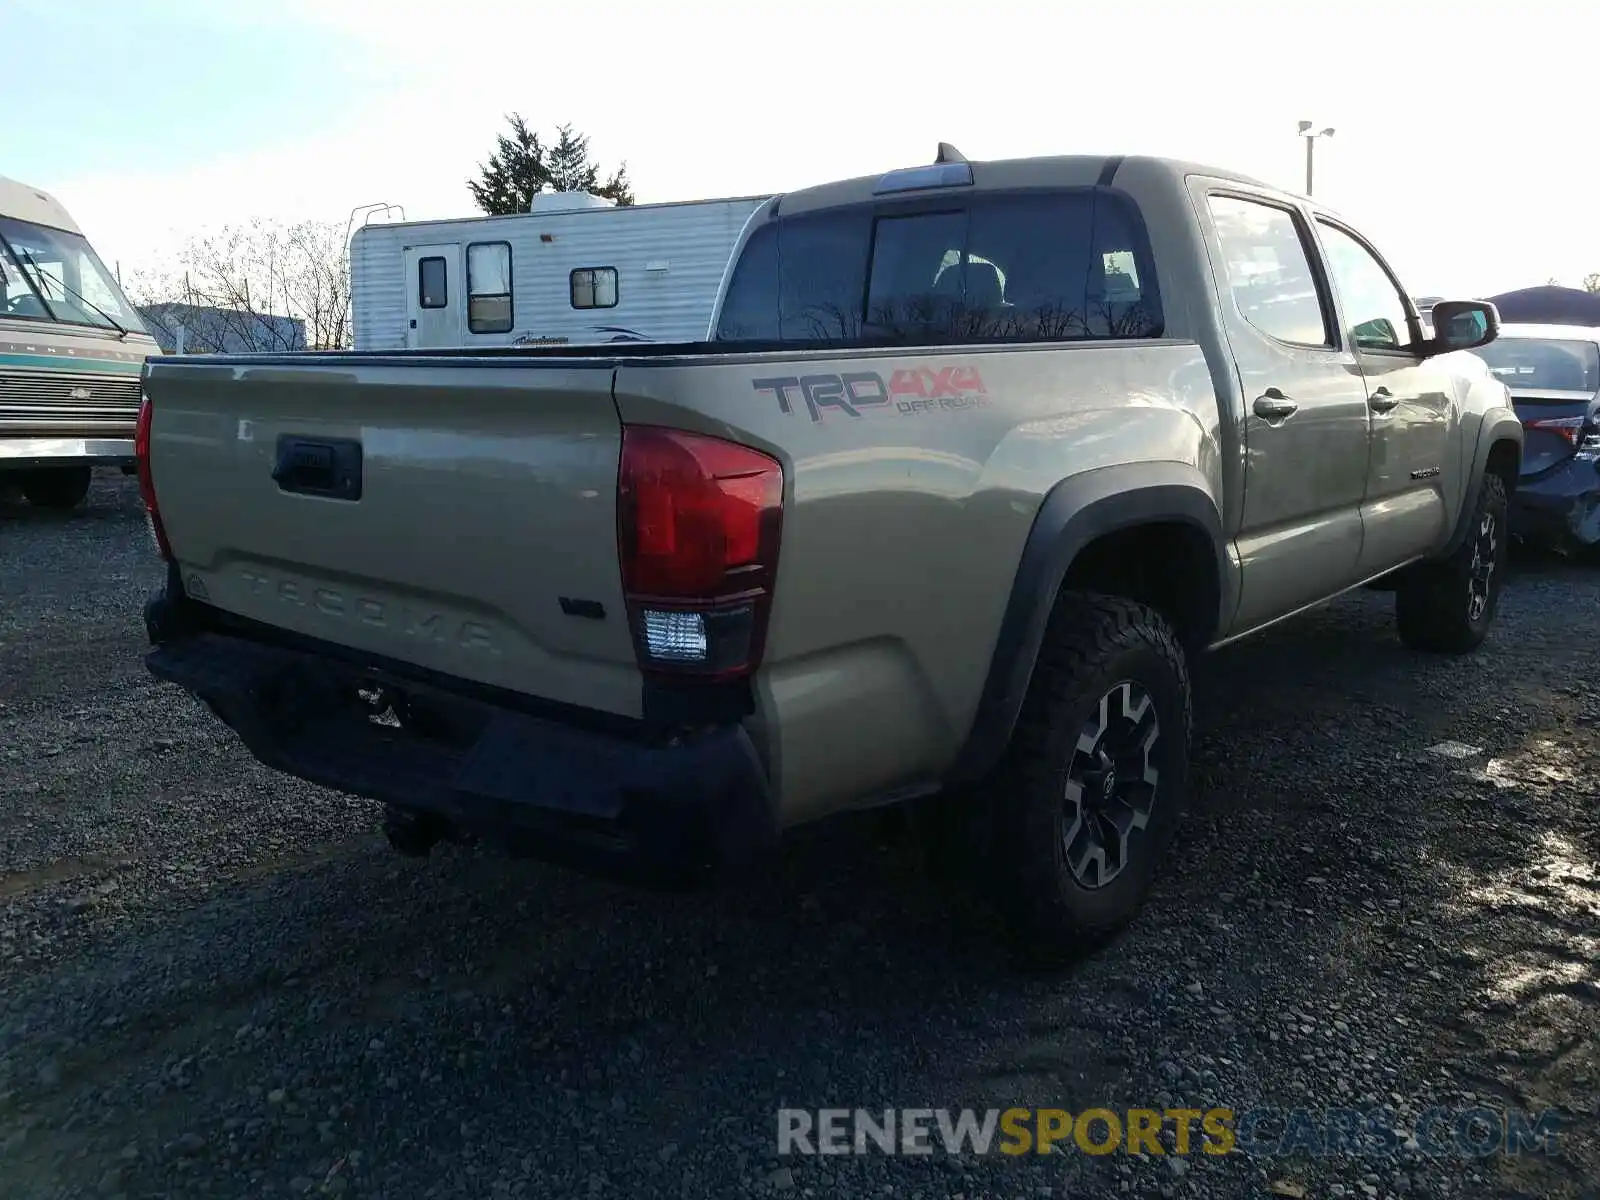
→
(418, 256, 447, 309)
(714, 188, 1162, 345)
(1206, 195, 1330, 347)
(466, 241, 513, 334)
(714, 222, 780, 342)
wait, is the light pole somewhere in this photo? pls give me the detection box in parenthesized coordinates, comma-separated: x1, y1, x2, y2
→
(1297, 121, 1335, 195)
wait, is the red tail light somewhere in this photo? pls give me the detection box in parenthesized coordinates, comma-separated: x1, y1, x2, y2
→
(617, 425, 783, 679)
(1522, 416, 1588, 447)
(135, 396, 172, 560)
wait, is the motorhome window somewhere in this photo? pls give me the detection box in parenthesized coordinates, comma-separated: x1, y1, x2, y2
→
(466, 241, 513, 333)
(0, 243, 48, 320)
(713, 190, 1161, 345)
(418, 256, 447, 309)
(0, 215, 148, 334)
(570, 267, 618, 310)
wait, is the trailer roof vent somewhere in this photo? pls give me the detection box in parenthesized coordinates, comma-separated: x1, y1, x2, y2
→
(528, 190, 617, 214)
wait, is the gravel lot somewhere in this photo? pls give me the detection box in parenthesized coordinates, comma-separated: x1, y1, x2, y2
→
(2, 470, 1597, 1200)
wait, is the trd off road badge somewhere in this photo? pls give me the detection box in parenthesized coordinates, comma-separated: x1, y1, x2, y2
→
(754, 365, 990, 422)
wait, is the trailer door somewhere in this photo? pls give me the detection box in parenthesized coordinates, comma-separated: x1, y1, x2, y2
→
(404, 244, 462, 348)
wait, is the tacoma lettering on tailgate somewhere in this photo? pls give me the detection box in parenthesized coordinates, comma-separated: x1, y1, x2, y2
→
(237, 569, 500, 654)
(754, 365, 989, 422)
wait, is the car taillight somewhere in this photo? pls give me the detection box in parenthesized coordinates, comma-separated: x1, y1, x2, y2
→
(135, 395, 172, 560)
(617, 425, 783, 680)
(1522, 415, 1588, 446)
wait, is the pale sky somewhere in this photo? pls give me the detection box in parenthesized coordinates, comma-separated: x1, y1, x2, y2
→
(5, 0, 1595, 300)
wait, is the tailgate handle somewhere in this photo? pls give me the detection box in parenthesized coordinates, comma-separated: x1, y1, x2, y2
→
(272, 436, 364, 501)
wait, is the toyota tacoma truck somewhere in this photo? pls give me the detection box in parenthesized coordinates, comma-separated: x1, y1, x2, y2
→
(136, 148, 1522, 964)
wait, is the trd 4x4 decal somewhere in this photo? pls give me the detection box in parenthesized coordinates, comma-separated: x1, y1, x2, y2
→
(754, 365, 990, 422)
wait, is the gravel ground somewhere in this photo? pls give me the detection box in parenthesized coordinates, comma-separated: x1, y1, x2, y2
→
(1, 470, 1597, 1200)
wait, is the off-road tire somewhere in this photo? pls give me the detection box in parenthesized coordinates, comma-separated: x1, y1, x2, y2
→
(1396, 471, 1509, 654)
(20, 466, 93, 511)
(983, 591, 1191, 969)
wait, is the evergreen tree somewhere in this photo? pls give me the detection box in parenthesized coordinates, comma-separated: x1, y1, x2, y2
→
(545, 124, 596, 193)
(468, 116, 634, 215)
(466, 114, 547, 216)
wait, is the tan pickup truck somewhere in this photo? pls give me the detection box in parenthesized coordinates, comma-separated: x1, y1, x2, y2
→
(138, 149, 1522, 964)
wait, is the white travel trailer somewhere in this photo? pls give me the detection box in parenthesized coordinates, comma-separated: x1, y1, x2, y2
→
(349, 191, 771, 350)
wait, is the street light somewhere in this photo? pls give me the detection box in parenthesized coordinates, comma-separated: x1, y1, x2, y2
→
(1297, 121, 1335, 196)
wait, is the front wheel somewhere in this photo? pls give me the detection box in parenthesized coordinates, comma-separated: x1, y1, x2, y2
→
(1395, 471, 1509, 654)
(983, 592, 1192, 968)
(20, 466, 93, 511)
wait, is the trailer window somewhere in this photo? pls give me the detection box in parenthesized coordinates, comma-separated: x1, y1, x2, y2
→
(570, 267, 618, 310)
(418, 256, 447, 309)
(714, 188, 1161, 345)
(466, 241, 513, 333)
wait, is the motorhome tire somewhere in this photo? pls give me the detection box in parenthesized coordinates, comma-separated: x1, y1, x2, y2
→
(20, 467, 92, 511)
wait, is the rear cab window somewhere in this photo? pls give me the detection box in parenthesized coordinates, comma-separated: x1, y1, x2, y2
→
(714, 187, 1163, 346)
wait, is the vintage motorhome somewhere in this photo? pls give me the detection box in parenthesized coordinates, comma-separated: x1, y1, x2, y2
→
(0, 174, 158, 509)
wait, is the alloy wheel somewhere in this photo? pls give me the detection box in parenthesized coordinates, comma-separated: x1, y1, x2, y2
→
(1062, 680, 1161, 888)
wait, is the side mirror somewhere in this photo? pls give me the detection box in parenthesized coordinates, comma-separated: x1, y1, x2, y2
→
(1424, 299, 1500, 356)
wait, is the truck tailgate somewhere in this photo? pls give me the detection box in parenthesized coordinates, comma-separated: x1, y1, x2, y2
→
(142, 359, 643, 719)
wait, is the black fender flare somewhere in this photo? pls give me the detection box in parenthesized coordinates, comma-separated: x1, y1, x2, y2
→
(943, 462, 1229, 787)
(1439, 411, 1523, 557)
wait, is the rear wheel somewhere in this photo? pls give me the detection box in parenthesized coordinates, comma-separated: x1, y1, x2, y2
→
(20, 466, 93, 511)
(1396, 472, 1508, 653)
(981, 592, 1191, 968)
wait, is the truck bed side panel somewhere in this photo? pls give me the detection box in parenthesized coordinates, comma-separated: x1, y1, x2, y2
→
(144, 359, 643, 718)
(613, 340, 1222, 822)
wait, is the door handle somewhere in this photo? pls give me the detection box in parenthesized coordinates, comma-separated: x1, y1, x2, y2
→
(1253, 389, 1299, 422)
(1368, 387, 1400, 414)
(272, 435, 364, 501)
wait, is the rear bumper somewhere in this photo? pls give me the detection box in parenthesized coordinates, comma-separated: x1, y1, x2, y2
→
(1510, 456, 1600, 547)
(0, 437, 135, 469)
(142, 582, 775, 881)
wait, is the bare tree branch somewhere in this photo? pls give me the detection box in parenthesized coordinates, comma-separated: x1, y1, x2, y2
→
(128, 219, 351, 352)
